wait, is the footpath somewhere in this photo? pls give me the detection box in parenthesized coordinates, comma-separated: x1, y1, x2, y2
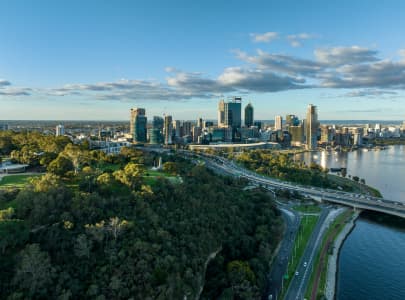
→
(324, 211, 360, 300)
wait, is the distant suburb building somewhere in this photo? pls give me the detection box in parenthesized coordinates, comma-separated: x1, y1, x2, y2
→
(130, 108, 147, 143)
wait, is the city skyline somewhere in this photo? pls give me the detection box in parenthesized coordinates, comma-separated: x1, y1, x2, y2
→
(1, 1, 405, 120)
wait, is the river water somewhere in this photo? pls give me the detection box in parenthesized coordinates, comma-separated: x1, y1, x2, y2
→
(297, 145, 405, 299)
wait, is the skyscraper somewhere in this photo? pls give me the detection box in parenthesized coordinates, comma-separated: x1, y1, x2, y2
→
(182, 121, 192, 137)
(218, 97, 242, 129)
(286, 114, 299, 127)
(217, 97, 242, 141)
(149, 116, 164, 144)
(305, 104, 318, 150)
(225, 97, 242, 129)
(275, 115, 283, 131)
(289, 124, 304, 146)
(173, 120, 181, 138)
(130, 108, 147, 143)
(197, 117, 203, 128)
(164, 115, 173, 145)
(218, 100, 225, 127)
(244, 103, 254, 127)
(56, 124, 65, 136)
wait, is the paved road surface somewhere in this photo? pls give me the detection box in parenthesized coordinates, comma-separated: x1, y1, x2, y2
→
(284, 208, 330, 300)
(265, 206, 300, 300)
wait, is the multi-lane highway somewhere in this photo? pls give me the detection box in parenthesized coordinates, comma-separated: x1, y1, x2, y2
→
(192, 152, 405, 219)
(266, 206, 300, 300)
(283, 207, 331, 300)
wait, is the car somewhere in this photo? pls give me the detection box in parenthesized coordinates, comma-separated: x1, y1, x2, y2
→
(303, 261, 307, 267)
(295, 271, 299, 276)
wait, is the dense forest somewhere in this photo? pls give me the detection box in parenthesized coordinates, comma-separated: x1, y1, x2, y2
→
(0, 132, 283, 299)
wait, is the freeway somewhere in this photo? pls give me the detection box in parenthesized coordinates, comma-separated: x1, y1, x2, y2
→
(265, 206, 300, 300)
(189, 152, 405, 218)
(283, 207, 331, 300)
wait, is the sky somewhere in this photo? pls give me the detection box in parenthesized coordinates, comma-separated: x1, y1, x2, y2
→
(1, 0, 405, 121)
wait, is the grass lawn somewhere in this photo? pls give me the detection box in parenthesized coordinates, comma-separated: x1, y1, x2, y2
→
(280, 215, 319, 299)
(0, 174, 41, 189)
(144, 169, 182, 185)
(304, 209, 353, 299)
(328, 174, 382, 197)
(292, 204, 322, 214)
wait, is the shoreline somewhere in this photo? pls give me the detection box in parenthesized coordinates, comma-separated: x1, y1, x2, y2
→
(324, 211, 360, 300)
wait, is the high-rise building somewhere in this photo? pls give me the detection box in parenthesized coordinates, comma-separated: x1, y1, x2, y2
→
(56, 124, 65, 136)
(173, 120, 181, 138)
(305, 104, 319, 150)
(149, 116, 164, 144)
(286, 114, 299, 127)
(218, 100, 225, 127)
(130, 108, 147, 143)
(320, 125, 334, 144)
(192, 125, 202, 143)
(197, 117, 203, 128)
(275, 115, 283, 131)
(218, 97, 242, 128)
(182, 121, 192, 137)
(289, 124, 304, 146)
(164, 115, 173, 145)
(218, 97, 242, 141)
(244, 103, 254, 127)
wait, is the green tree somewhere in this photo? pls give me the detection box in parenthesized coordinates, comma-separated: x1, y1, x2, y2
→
(162, 162, 178, 175)
(12, 244, 55, 298)
(61, 144, 89, 175)
(113, 162, 144, 189)
(74, 234, 93, 259)
(48, 156, 74, 177)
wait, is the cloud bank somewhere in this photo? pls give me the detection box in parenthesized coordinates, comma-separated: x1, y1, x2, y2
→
(1, 36, 405, 102)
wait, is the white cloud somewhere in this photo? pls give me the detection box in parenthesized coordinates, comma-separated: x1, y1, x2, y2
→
(314, 46, 378, 66)
(250, 32, 279, 43)
(286, 33, 316, 47)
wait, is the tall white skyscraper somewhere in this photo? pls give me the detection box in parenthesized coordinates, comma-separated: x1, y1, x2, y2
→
(275, 115, 283, 131)
(56, 124, 65, 136)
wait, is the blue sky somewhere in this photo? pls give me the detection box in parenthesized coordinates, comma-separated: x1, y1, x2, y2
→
(1, 0, 405, 120)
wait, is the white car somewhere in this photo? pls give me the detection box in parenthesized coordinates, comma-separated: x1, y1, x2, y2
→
(295, 271, 299, 276)
(304, 262, 307, 267)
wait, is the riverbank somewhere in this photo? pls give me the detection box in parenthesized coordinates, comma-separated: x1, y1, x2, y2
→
(324, 211, 360, 300)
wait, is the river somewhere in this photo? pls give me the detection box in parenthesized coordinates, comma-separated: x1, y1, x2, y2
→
(297, 145, 405, 299)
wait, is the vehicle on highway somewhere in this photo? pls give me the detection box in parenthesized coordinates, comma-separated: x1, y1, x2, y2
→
(295, 271, 299, 276)
(304, 261, 307, 267)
